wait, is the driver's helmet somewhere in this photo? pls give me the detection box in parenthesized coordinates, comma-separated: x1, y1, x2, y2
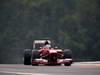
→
(45, 40, 49, 45)
(44, 40, 51, 48)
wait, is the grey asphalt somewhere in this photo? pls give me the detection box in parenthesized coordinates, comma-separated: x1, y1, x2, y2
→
(0, 62, 100, 75)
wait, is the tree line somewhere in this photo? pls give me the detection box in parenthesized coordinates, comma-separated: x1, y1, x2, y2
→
(0, 0, 100, 63)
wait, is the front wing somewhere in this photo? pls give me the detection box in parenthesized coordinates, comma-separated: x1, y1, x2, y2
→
(32, 58, 73, 65)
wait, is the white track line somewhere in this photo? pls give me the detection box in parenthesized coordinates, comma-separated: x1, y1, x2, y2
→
(0, 71, 49, 75)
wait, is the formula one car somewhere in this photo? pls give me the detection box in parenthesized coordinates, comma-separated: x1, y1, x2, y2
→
(24, 39, 73, 66)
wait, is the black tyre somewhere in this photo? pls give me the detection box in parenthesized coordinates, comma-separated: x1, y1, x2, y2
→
(63, 49, 72, 59)
(24, 49, 32, 65)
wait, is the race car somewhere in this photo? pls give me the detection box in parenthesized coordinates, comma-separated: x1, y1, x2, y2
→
(24, 39, 73, 66)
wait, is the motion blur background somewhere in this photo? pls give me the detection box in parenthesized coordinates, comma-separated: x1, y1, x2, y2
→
(0, 0, 100, 63)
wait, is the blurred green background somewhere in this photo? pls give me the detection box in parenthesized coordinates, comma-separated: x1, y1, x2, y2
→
(0, 0, 100, 63)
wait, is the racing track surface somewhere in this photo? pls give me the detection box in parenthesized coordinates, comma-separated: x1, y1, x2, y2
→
(0, 62, 100, 75)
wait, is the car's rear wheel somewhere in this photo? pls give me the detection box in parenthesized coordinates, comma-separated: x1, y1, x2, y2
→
(24, 49, 32, 65)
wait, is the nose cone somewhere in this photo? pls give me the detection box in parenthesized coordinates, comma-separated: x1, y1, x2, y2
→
(49, 50, 57, 53)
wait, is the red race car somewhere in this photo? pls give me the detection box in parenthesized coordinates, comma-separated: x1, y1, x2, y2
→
(24, 39, 73, 66)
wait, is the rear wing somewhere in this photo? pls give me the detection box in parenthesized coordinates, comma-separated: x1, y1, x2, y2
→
(33, 40, 51, 49)
(33, 40, 51, 44)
